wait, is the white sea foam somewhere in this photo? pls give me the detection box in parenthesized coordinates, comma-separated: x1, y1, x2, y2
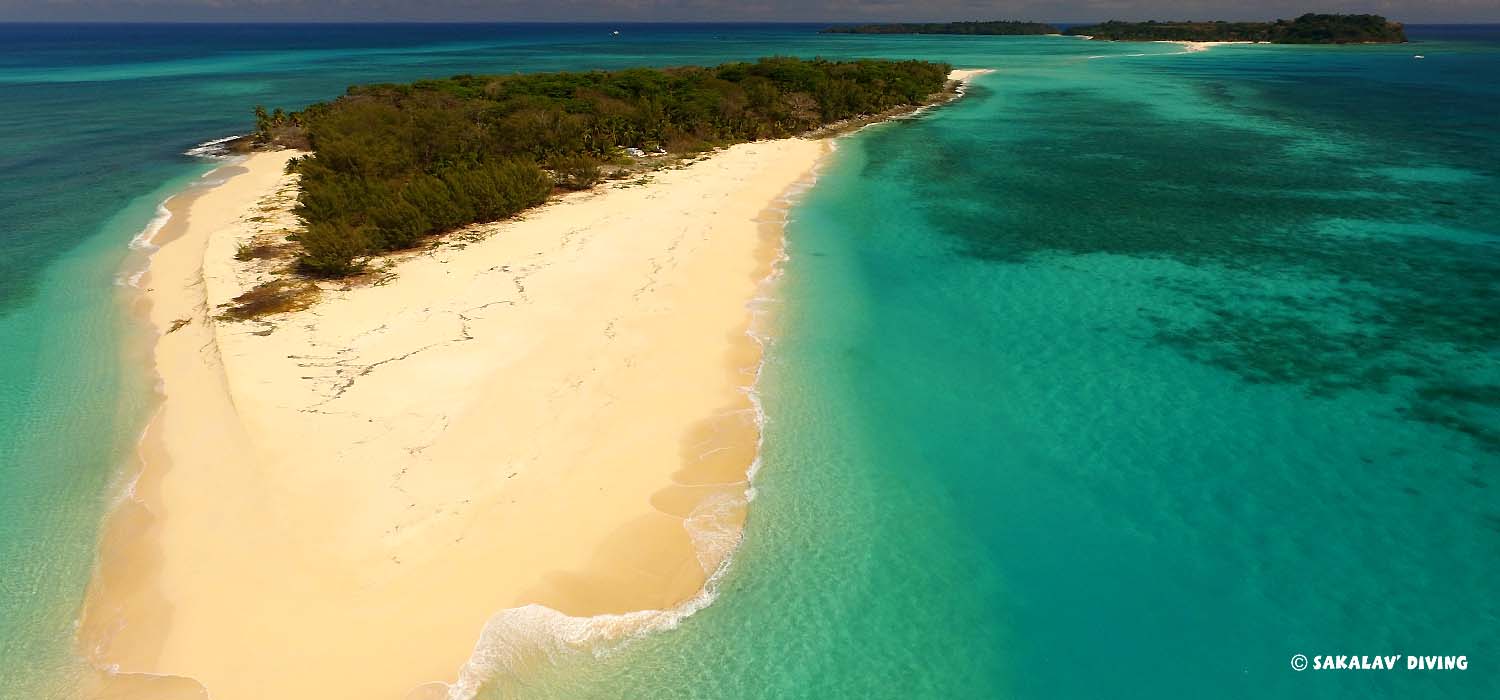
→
(113, 200, 175, 288)
(440, 443, 760, 699)
(128, 201, 173, 253)
(116, 157, 247, 289)
(438, 420, 760, 698)
(416, 84, 977, 695)
(109, 402, 166, 510)
(183, 133, 244, 159)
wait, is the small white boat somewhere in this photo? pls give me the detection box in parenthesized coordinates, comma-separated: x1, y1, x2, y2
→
(612, 30, 620, 36)
(1414, 55, 1425, 59)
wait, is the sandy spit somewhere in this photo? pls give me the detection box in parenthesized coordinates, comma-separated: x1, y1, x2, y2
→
(78, 140, 822, 700)
(77, 69, 987, 700)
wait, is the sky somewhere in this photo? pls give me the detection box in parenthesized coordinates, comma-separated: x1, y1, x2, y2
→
(0, 0, 1495, 23)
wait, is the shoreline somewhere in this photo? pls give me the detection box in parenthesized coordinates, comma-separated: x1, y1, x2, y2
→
(77, 153, 296, 700)
(80, 143, 826, 700)
(77, 69, 988, 700)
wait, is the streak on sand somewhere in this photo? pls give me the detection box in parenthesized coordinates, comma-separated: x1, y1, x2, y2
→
(78, 70, 987, 700)
(1160, 40, 1256, 53)
(947, 68, 996, 87)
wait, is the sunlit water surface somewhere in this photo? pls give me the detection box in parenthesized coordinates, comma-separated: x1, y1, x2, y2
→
(0, 23, 1494, 699)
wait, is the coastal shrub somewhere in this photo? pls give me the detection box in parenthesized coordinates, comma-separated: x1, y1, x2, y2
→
(233, 241, 280, 261)
(548, 154, 602, 190)
(265, 57, 952, 275)
(367, 197, 429, 250)
(253, 105, 291, 140)
(254, 105, 308, 149)
(219, 279, 319, 320)
(297, 221, 369, 276)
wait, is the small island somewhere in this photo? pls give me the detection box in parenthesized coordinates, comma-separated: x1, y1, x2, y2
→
(821, 21, 1059, 36)
(1065, 13, 1406, 44)
(95, 46, 991, 698)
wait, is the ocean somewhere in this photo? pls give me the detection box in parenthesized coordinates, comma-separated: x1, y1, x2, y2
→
(0, 23, 1495, 699)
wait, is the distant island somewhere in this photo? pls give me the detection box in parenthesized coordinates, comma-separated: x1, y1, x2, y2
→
(821, 21, 1059, 35)
(253, 58, 952, 275)
(1065, 13, 1406, 44)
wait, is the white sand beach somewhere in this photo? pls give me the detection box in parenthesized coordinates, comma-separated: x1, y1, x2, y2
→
(79, 69, 984, 700)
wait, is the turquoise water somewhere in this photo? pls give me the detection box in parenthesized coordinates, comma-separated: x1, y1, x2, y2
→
(1, 24, 1496, 699)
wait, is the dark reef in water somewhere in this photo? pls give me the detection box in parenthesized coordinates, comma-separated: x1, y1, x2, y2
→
(1066, 14, 1407, 44)
(873, 77, 1497, 452)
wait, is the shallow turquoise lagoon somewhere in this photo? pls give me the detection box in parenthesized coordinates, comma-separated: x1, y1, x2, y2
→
(0, 24, 1495, 699)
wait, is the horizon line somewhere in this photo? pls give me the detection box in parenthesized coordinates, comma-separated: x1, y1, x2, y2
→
(4, 19, 1496, 24)
(5, 19, 1500, 28)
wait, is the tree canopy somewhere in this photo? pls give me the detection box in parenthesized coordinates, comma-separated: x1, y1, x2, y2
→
(821, 21, 1058, 36)
(1066, 14, 1406, 44)
(261, 57, 951, 275)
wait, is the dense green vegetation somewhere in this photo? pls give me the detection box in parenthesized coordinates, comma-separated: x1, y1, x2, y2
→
(260, 58, 950, 275)
(822, 21, 1058, 35)
(1066, 13, 1406, 43)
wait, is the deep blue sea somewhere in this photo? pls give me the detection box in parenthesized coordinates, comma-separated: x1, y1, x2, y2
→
(0, 22, 1496, 699)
